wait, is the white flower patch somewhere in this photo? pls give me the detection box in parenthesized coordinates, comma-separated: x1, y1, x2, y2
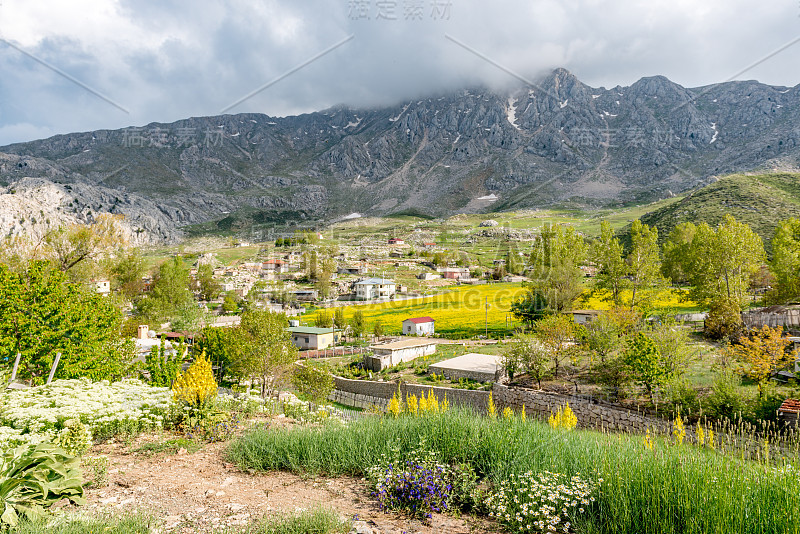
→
(0, 378, 173, 444)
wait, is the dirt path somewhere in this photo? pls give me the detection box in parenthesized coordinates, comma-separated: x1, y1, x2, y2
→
(84, 433, 498, 534)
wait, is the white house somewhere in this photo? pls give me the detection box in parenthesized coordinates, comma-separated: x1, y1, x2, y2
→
(355, 278, 396, 300)
(94, 280, 111, 296)
(402, 316, 435, 336)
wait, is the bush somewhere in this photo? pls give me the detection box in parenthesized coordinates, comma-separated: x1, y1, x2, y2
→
(704, 299, 744, 342)
(291, 362, 334, 405)
(705, 371, 747, 420)
(172, 351, 217, 408)
(664, 379, 702, 417)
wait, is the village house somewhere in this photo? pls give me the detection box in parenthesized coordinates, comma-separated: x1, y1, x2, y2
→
(568, 310, 603, 325)
(262, 259, 290, 274)
(417, 272, 441, 281)
(364, 338, 438, 371)
(355, 278, 396, 300)
(402, 316, 435, 336)
(288, 326, 340, 350)
(439, 267, 470, 280)
(778, 398, 800, 427)
(388, 237, 405, 245)
(94, 280, 111, 296)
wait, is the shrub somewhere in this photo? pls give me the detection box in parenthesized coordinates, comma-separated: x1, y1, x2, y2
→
(705, 371, 747, 420)
(291, 362, 334, 405)
(704, 299, 744, 342)
(172, 351, 217, 408)
(54, 419, 93, 456)
(0, 443, 84, 527)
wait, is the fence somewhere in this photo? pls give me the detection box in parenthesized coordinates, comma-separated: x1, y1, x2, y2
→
(298, 346, 366, 359)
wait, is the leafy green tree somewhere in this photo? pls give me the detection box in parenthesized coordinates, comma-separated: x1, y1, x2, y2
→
(527, 223, 587, 313)
(688, 216, 764, 307)
(704, 298, 744, 341)
(197, 326, 241, 382)
(333, 307, 346, 330)
(511, 287, 549, 325)
(316, 309, 333, 328)
(291, 361, 334, 405)
(137, 256, 193, 322)
(725, 325, 796, 395)
(645, 316, 696, 378)
(661, 222, 697, 285)
(502, 333, 549, 387)
(592, 221, 627, 305)
(109, 248, 147, 300)
(221, 291, 240, 315)
(145, 335, 183, 387)
(627, 220, 665, 310)
(171, 301, 207, 332)
(372, 319, 385, 338)
(623, 332, 671, 403)
(196, 263, 221, 302)
(580, 310, 628, 364)
(506, 249, 523, 276)
(351, 310, 366, 338)
(769, 218, 800, 303)
(0, 261, 134, 382)
(234, 310, 298, 397)
(591, 355, 632, 402)
(534, 314, 577, 378)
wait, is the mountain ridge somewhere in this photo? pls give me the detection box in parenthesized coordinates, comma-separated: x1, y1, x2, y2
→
(1, 68, 799, 241)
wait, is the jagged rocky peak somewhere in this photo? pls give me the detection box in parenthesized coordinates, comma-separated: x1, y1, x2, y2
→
(1, 69, 799, 242)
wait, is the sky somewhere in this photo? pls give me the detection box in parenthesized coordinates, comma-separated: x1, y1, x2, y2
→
(0, 0, 799, 145)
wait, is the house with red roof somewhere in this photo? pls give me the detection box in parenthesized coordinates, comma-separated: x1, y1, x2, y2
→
(778, 398, 800, 426)
(402, 316, 435, 336)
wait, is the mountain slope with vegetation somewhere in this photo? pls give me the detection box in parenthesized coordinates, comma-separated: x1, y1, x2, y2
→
(635, 173, 800, 249)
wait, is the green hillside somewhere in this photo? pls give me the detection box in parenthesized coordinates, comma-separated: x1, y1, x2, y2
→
(634, 173, 800, 250)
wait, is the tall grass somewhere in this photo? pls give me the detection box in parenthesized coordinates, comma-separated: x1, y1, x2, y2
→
(228, 410, 799, 534)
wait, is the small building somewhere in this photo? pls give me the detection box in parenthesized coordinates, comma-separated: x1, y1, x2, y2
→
(355, 278, 396, 300)
(388, 238, 405, 245)
(568, 310, 602, 325)
(778, 398, 800, 427)
(293, 289, 319, 302)
(338, 266, 366, 275)
(263, 259, 290, 274)
(402, 316, 435, 336)
(418, 272, 441, 281)
(94, 280, 111, 296)
(365, 338, 438, 371)
(428, 353, 504, 383)
(439, 267, 470, 280)
(288, 326, 341, 350)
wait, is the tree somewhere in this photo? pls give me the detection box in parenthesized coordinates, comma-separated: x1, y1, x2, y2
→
(171, 301, 207, 332)
(145, 335, 183, 387)
(234, 310, 298, 397)
(592, 220, 627, 305)
(109, 248, 147, 300)
(725, 325, 796, 394)
(527, 224, 587, 313)
(506, 249, 523, 276)
(591, 355, 632, 402)
(769, 218, 800, 303)
(196, 263, 221, 302)
(627, 220, 665, 310)
(623, 332, 671, 403)
(351, 310, 366, 338)
(534, 314, 577, 378)
(662, 222, 697, 285)
(645, 316, 695, 378)
(372, 319, 385, 338)
(511, 286, 550, 325)
(502, 333, 549, 387)
(580, 309, 629, 364)
(291, 361, 334, 405)
(333, 307, 346, 330)
(704, 298, 744, 341)
(316, 309, 333, 328)
(197, 325, 242, 382)
(0, 260, 134, 382)
(688, 216, 764, 307)
(221, 291, 240, 315)
(43, 215, 126, 276)
(137, 256, 193, 322)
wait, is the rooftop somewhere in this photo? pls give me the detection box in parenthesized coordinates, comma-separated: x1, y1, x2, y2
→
(778, 398, 800, 414)
(404, 316, 435, 324)
(355, 278, 395, 285)
(370, 338, 438, 350)
(288, 326, 340, 335)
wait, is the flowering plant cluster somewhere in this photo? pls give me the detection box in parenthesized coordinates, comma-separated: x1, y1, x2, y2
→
(548, 404, 577, 430)
(367, 442, 453, 519)
(0, 378, 171, 449)
(486, 471, 599, 533)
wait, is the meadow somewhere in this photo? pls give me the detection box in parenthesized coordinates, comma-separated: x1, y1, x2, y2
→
(228, 408, 799, 534)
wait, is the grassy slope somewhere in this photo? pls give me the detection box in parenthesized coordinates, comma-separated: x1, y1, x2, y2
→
(228, 410, 800, 534)
(635, 173, 800, 250)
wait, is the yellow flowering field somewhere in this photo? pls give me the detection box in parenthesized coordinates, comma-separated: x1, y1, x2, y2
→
(578, 288, 701, 313)
(316, 283, 528, 337)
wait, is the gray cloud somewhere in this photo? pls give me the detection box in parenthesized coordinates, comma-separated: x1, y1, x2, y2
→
(0, 0, 798, 145)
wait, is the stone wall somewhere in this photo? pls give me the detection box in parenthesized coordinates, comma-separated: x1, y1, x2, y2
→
(330, 375, 671, 435)
(493, 384, 671, 434)
(331, 375, 488, 412)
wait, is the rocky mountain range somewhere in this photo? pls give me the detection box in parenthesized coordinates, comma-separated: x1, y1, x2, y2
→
(1, 68, 799, 242)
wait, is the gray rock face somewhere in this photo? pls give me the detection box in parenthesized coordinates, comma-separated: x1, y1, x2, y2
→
(1, 68, 799, 241)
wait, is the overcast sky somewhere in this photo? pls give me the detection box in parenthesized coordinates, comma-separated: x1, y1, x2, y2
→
(0, 0, 798, 145)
